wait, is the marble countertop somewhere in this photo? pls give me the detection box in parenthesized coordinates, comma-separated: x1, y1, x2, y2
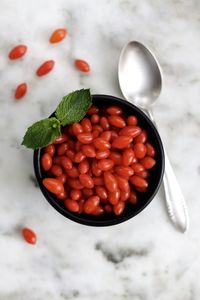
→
(0, 0, 200, 299)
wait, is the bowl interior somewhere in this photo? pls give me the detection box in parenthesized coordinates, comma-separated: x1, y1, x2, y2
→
(34, 94, 164, 226)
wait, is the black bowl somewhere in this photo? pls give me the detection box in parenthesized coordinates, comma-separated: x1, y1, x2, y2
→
(34, 94, 164, 226)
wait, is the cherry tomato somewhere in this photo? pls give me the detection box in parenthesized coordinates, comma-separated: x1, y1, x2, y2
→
(122, 148, 135, 166)
(127, 116, 138, 126)
(43, 178, 64, 194)
(106, 106, 122, 115)
(78, 159, 89, 174)
(74, 151, 86, 163)
(91, 160, 102, 177)
(81, 118, 92, 132)
(57, 173, 67, 184)
(112, 136, 132, 149)
(45, 144, 55, 157)
(104, 171, 118, 192)
(75, 59, 90, 72)
(36, 60, 55, 76)
(87, 105, 99, 115)
(9, 45, 27, 59)
(91, 205, 104, 215)
(146, 143, 155, 157)
(115, 175, 130, 192)
(120, 190, 130, 202)
(51, 164, 63, 177)
(96, 149, 110, 160)
(57, 143, 68, 156)
(133, 143, 147, 159)
(66, 149, 75, 161)
(140, 157, 156, 169)
(79, 174, 94, 189)
(72, 123, 83, 135)
(129, 191, 138, 204)
(115, 166, 134, 179)
(108, 116, 126, 128)
(22, 227, 36, 245)
(96, 186, 108, 200)
(109, 152, 122, 165)
(119, 126, 141, 138)
(113, 201, 125, 215)
(64, 199, 79, 212)
(108, 189, 120, 205)
(70, 189, 82, 201)
(77, 132, 93, 144)
(41, 153, 52, 171)
(15, 83, 27, 99)
(78, 199, 85, 213)
(83, 196, 100, 214)
(81, 145, 96, 157)
(110, 130, 118, 141)
(93, 138, 111, 150)
(61, 156, 72, 170)
(90, 114, 100, 124)
(54, 134, 68, 144)
(53, 156, 62, 165)
(97, 159, 114, 171)
(131, 163, 145, 173)
(136, 170, 150, 179)
(49, 28, 67, 43)
(68, 179, 84, 190)
(100, 117, 110, 130)
(100, 131, 111, 142)
(56, 190, 67, 200)
(130, 176, 148, 188)
(134, 130, 147, 144)
(75, 141, 82, 152)
(66, 166, 79, 178)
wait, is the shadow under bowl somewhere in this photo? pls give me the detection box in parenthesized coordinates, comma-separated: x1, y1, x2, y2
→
(34, 94, 165, 226)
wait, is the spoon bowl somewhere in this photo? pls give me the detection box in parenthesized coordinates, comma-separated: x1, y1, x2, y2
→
(118, 41, 162, 109)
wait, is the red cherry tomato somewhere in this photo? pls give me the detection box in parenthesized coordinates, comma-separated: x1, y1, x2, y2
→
(106, 106, 122, 115)
(9, 45, 27, 59)
(51, 164, 63, 177)
(43, 178, 64, 194)
(22, 227, 36, 245)
(77, 132, 93, 144)
(146, 143, 155, 157)
(108, 116, 126, 128)
(108, 189, 120, 205)
(81, 118, 92, 132)
(15, 83, 27, 99)
(113, 201, 125, 215)
(96, 186, 108, 200)
(97, 159, 114, 171)
(127, 116, 138, 126)
(78, 159, 89, 174)
(104, 171, 118, 192)
(129, 191, 138, 204)
(96, 149, 110, 160)
(81, 145, 96, 157)
(70, 189, 82, 201)
(64, 199, 79, 212)
(115, 175, 130, 192)
(122, 148, 135, 166)
(54, 134, 68, 144)
(100, 117, 110, 130)
(45, 144, 55, 157)
(133, 143, 147, 159)
(83, 196, 100, 214)
(87, 105, 99, 115)
(134, 130, 147, 144)
(140, 157, 156, 169)
(112, 136, 132, 149)
(49, 28, 67, 43)
(79, 174, 94, 189)
(93, 138, 111, 150)
(75, 59, 90, 72)
(115, 166, 134, 179)
(41, 153, 52, 171)
(119, 126, 141, 138)
(130, 176, 148, 188)
(36, 60, 55, 76)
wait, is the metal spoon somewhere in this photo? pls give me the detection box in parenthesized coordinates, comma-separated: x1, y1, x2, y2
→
(118, 41, 189, 232)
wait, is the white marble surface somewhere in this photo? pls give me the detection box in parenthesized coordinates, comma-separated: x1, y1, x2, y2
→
(0, 0, 200, 299)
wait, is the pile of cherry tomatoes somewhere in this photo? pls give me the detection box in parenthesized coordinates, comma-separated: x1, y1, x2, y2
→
(41, 105, 156, 216)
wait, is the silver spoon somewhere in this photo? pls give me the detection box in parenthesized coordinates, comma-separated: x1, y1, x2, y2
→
(118, 41, 189, 233)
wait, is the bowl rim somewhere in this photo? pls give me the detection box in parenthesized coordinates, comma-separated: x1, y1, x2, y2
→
(34, 94, 165, 226)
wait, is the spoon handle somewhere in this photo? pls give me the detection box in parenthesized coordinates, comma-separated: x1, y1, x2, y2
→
(147, 109, 189, 233)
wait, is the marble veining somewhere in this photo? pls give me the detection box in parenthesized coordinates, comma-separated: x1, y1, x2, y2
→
(0, 0, 200, 299)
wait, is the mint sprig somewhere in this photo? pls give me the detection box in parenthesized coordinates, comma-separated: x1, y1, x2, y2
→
(22, 89, 92, 150)
(56, 89, 92, 126)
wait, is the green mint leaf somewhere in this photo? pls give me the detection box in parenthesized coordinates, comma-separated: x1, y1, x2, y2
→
(55, 89, 92, 126)
(22, 117, 61, 149)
